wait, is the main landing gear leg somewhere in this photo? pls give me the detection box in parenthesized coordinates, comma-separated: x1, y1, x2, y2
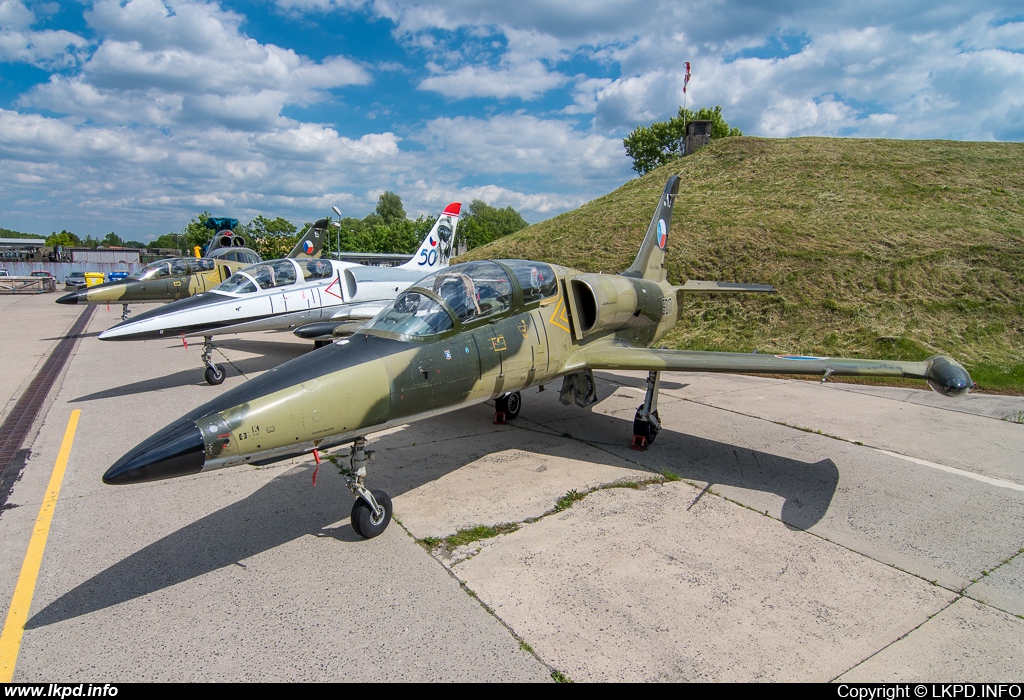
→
(201, 336, 227, 385)
(631, 371, 662, 451)
(342, 436, 393, 539)
(120, 304, 131, 321)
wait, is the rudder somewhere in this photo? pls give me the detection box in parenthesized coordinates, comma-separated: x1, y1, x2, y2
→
(398, 202, 461, 271)
(621, 175, 680, 281)
(287, 219, 329, 259)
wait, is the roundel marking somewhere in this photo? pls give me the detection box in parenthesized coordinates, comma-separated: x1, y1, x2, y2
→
(302, 240, 315, 254)
(656, 219, 667, 250)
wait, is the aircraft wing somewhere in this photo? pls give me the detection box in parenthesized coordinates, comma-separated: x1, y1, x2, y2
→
(678, 280, 775, 293)
(570, 346, 973, 397)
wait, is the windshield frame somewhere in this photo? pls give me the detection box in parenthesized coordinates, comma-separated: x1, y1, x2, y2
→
(363, 288, 459, 342)
(212, 259, 302, 295)
(364, 260, 530, 341)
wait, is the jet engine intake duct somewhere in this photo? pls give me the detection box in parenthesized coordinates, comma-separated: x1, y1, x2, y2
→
(567, 274, 662, 339)
(342, 269, 358, 300)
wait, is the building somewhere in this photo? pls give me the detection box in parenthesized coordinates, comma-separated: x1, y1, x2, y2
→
(0, 238, 46, 262)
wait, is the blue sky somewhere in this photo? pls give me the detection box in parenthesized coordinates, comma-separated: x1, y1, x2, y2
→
(1, 0, 1021, 241)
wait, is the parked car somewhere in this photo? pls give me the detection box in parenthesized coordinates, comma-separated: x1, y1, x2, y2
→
(65, 272, 87, 290)
(28, 269, 57, 291)
(0, 269, 9, 277)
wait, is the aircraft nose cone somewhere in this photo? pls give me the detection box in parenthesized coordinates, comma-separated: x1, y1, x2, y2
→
(55, 291, 82, 305)
(104, 419, 205, 485)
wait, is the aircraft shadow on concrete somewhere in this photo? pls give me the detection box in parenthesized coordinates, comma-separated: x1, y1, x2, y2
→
(42, 330, 102, 341)
(27, 381, 838, 629)
(69, 340, 312, 402)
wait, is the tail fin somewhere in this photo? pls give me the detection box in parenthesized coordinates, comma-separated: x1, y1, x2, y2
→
(621, 175, 680, 282)
(286, 219, 329, 259)
(398, 202, 462, 271)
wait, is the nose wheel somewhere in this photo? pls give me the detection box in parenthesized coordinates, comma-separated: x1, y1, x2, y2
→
(200, 336, 226, 385)
(351, 490, 393, 538)
(340, 436, 393, 539)
(204, 364, 226, 385)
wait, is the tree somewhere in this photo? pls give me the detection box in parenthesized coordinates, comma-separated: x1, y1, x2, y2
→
(243, 215, 298, 259)
(45, 230, 80, 247)
(375, 191, 406, 227)
(460, 200, 528, 250)
(181, 212, 218, 255)
(149, 233, 184, 251)
(623, 105, 742, 175)
(101, 231, 124, 247)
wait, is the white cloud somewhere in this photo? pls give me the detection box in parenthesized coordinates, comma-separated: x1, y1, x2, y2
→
(393, 179, 588, 221)
(0, 106, 412, 236)
(18, 0, 371, 131)
(4, 1, 1024, 239)
(418, 60, 566, 100)
(416, 113, 627, 181)
(0, 0, 34, 29)
(0, 0, 89, 68)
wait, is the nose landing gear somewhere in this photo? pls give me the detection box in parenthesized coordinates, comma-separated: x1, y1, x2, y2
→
(200, 336, 227, 385)
(341, 436, 393, 539)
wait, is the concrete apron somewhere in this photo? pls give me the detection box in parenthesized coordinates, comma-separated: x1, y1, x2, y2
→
(394, 370, 1024, 682)
(3, 291, 1022, 682)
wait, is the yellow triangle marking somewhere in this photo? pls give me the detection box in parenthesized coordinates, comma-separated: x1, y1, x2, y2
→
(549, 297, 569, 332)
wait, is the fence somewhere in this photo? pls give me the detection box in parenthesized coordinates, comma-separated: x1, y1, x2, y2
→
(0, 262, 142, 281)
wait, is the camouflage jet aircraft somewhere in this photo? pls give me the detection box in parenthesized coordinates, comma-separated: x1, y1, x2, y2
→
(103, 176, 974, 539)
(55, 217, 326, 319)
(97, 203, 461, 385)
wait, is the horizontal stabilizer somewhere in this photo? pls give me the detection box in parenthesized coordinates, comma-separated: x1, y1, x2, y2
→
(679, 280, 775, 293)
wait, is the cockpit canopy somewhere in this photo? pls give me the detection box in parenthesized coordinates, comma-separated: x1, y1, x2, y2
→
(215, 258, 333, 295)
(365, 260, 558, 339)
(129, 248, 261, 281)
(130, 257, 216, 280)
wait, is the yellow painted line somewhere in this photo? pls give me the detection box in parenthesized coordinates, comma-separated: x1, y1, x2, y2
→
(0, 409, 80, 682)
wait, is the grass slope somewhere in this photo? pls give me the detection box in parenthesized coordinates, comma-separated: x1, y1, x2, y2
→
(467, 137, 1024, 392)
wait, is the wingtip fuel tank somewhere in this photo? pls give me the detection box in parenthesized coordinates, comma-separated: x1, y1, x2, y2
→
(924, 355, 974, 397)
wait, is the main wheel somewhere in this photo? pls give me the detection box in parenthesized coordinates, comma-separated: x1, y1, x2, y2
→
(351, 490, 393, 539)
(204, 364, 226, 385)
(495, 391, 522, 420)
(633, 407, 660, 444)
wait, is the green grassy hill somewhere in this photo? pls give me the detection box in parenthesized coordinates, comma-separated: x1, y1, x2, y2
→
(465, 137, 1024, 392)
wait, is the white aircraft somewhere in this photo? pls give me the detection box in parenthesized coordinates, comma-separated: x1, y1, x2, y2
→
(99, 203, 462, 384)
